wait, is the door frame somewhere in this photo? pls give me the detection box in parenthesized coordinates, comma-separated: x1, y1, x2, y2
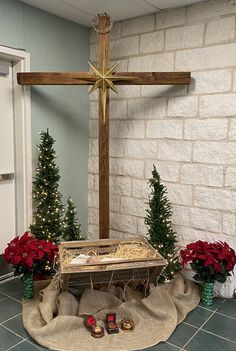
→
(0, 45, 32, 235)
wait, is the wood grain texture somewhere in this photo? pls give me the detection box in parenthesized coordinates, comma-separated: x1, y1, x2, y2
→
(17, 72, 97, 85)
(65, 266, 164, 287)
(98, 15, 110, 239)
(61, 261, 165, 274)
(60, 236, 149, 248)
(118, 72, 191, 85)
(17, 71, 191, 85)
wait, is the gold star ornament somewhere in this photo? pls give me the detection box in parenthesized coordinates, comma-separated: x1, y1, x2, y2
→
(88, 60, 134, 123)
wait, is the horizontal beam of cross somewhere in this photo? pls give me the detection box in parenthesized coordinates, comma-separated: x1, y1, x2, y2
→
(17, 72, 191, 85)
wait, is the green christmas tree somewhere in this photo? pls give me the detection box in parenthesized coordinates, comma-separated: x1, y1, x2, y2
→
(30, 129, 64, 243)
(145, 165, 180, 283)
(63, 197, 83, 241)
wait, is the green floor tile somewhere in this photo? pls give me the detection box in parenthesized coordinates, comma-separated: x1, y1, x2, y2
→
(12, 291, 23, 302)
(0, 297, 22, 323)
(199, 297, 225, 311)
(185, 330, 236, 351)
(0, 254, 13, 276)
(10, 340, 43, 351)
(2, 314, 29, 339)
(0, 325, 22, 351)
(203, 313, 236, 342)
(0, 277, 23, 296)
(168, 323, 197, 348)
(217, 299, 236, 319)
(0, 292, 7, 301)
(184, 307, 213, 327)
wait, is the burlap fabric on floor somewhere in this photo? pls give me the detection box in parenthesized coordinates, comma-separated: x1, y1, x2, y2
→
(22, 274, 200, 351)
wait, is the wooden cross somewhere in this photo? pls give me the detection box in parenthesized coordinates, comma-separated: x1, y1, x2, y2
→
(17, 13, 191, 240)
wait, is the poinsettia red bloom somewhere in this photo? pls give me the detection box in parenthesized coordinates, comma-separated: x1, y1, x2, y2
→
(3, 246, 22, 266)
(213, 263, 222, 273)
(22, 250, 38, 268)
(3, 232, 58, 276)
(180, 240, 236, 283)
(38, 240, 58, 262)
(11, 253, 23, 266)
(37, 243, 47, 260)
(9, 236, 20, 249)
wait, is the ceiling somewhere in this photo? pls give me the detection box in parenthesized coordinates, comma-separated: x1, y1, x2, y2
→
(20, 0, 207, 27)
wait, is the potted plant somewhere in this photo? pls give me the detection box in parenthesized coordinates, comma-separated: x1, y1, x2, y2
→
(3, 232, 58, 299)
(180, 240, 236, 305)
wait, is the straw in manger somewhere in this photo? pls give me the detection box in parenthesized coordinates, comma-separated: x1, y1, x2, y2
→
(62, 241, 158, 266)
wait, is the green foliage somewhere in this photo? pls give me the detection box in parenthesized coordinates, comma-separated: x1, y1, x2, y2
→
(145, 165, 180, 283)
(191, 261, 230, 284)
(30, 129, 64, 243)
(63, 197, 83, 241)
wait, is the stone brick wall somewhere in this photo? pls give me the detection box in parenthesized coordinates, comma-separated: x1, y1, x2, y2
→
(88, 0, 236, 271)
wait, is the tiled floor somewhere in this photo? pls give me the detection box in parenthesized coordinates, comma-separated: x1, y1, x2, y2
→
(0, 278, 235, 351)
(0, 255, 13, 277)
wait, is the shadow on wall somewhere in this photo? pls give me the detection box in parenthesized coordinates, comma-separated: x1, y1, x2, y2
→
(31, 86, 87, 130)
(125, 84, 192, 120)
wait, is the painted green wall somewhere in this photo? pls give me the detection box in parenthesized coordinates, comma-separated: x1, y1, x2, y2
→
(0, 0, 90, 236)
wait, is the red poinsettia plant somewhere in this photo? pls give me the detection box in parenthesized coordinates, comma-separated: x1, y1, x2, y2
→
(180, 240, 236, 283)
(3, 231, 58, 277)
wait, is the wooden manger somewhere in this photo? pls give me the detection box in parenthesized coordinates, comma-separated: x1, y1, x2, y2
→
(59, 237, 166, 289)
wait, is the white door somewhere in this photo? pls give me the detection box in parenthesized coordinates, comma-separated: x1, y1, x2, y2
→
(0, 59, 16, 255)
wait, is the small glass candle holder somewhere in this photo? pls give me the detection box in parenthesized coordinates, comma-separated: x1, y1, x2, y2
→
(91, 325, 105, 338)
(121, 318, 134, 332)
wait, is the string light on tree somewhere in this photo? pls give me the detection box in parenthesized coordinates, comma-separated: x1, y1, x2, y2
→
(145, 165, 180, 283)
(30, 129, 64, 243)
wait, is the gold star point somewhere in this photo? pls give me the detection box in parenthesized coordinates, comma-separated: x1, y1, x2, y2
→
(88, 60, 134, 123)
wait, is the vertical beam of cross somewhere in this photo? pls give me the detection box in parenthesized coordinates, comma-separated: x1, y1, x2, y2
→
(98, 15, 110, 239)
